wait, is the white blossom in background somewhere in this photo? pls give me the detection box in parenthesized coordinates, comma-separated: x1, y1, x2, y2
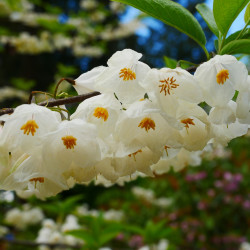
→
(5, 205, 44, 229)
(139, 239, 169, 250)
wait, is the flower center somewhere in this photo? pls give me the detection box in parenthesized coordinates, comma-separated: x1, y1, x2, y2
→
(216, 69, 229, 84)
(181, 118, 195, 128)
(159, 77, 179, 95)
(61, 135, 77, 149)
(29, 177, 44, 188)
(20, 120, 39, 136)
(128, 149, 142, 161)
(138, 117, 156, 132)
(119, 68, 136, 81)
(93, 107, 109, 121)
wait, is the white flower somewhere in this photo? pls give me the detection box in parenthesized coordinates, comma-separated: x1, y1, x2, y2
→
(141, 67, 203, 118)
(94, 49, 150, 106)
(208, 100, 236, 125)
(42, 119, 101, 181)
(194, 55, 248, 107)
(71, 94, 122, 139)
(0, 104, 61, 154)
(115, 99, 181, 152)
(61, 215, 80, 232)
(74, 66, 106, 94)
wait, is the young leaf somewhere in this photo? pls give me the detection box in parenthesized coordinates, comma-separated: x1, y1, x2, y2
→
(224, 28, 250, 45)
(163, 56, 177, 69)
(112, 0, 208, 56)
(213, 0, 249, 36)
(220, 39, 250, 55)
(244, 3, 250, 23)
(196, 3, 219, 37)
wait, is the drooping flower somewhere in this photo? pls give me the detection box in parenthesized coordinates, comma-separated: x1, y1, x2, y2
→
(71, 93, 122, 138)
(94, 49, 150, 106)
(0, 104, 61, 154)
(42, 119, 101, 182)
(194, 55, 248, 107)
(141, 67, 203, 118)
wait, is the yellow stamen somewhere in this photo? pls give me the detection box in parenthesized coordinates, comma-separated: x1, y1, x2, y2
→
(29, 177, 44, 189)
(62, 135, 77, 149)
(159, 77, 179, 95)
(93, 107, 109, 121)
(119, 68, 136, 81)
(20, 120, 39, 136)
(181, 118, 195, 129)
(216, 69, 229, 84)
(128, 149, 142, 161)
(138, 117, 156, 132)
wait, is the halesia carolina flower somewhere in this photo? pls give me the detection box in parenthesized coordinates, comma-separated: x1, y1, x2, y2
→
(73, 66, 106, 94)
(194, 55, 248, 107)
(0, 104, 61, 154)
(0, 155, 69, 199)
(42, 119, 101, 181)
(141, 67, 203, 118)
(210, 120, 248, 146)
(94, 49, 150, 106)
(115, 99, 181, 153)
(208, 100, 236, 125)
(151, 148, 203, 175)
(71, 93, 122, 138)
(236, 76, 250, 123)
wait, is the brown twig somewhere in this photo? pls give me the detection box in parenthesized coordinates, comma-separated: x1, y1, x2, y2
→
(0, 237, 82, 249)
(0, 91, 101, 116)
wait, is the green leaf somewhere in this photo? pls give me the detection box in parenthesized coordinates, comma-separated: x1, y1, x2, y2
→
(213, 0, 249, 36)
(196, 3, 219, 37)
(220, 39, 250, 55)
(244, 3, 250, 23)
(163, 56, 177, 69)
(224, 28, 250, 45)
(66, 229, 96, 245)
(112, 0, 207, 55)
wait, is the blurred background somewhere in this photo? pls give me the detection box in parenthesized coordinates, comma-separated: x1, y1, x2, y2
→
(0, 0, 249, 249)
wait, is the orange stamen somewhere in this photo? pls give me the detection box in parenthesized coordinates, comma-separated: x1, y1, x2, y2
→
(119, 68, 136, 81)
(128, 149, 142, 161)
(181, 118, 195, 128)
(138, 117, 156, 132)
(216, 69, 229, 84)
(62, 135, 77, 149)
(93, 107, 109, 121)
(159, 77, 179, 95)
(20, 120, 39, 136)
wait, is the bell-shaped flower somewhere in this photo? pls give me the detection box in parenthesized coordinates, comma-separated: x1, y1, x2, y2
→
(152, 148, 202, 174)
(210, 120, 248, 146)
(113, 144, 162, 177)
(141, 67, 203, 118)
(0, 155, 69, 199)
(73, 66, 106, 94)
(94, 49, 150, 106)
(176, 102, 210, 151)
(71, 94, 122, 139)
(42, 119, 101, 178)
(114, 99, 181, 153)
(208, 100, 236, 125)
(0, 104, 61, 154)
(236, 76, 250, 123)
(194, 55, 248, 107)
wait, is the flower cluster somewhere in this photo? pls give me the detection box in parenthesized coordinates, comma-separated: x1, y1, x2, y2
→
(0, 49, 249, 199)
